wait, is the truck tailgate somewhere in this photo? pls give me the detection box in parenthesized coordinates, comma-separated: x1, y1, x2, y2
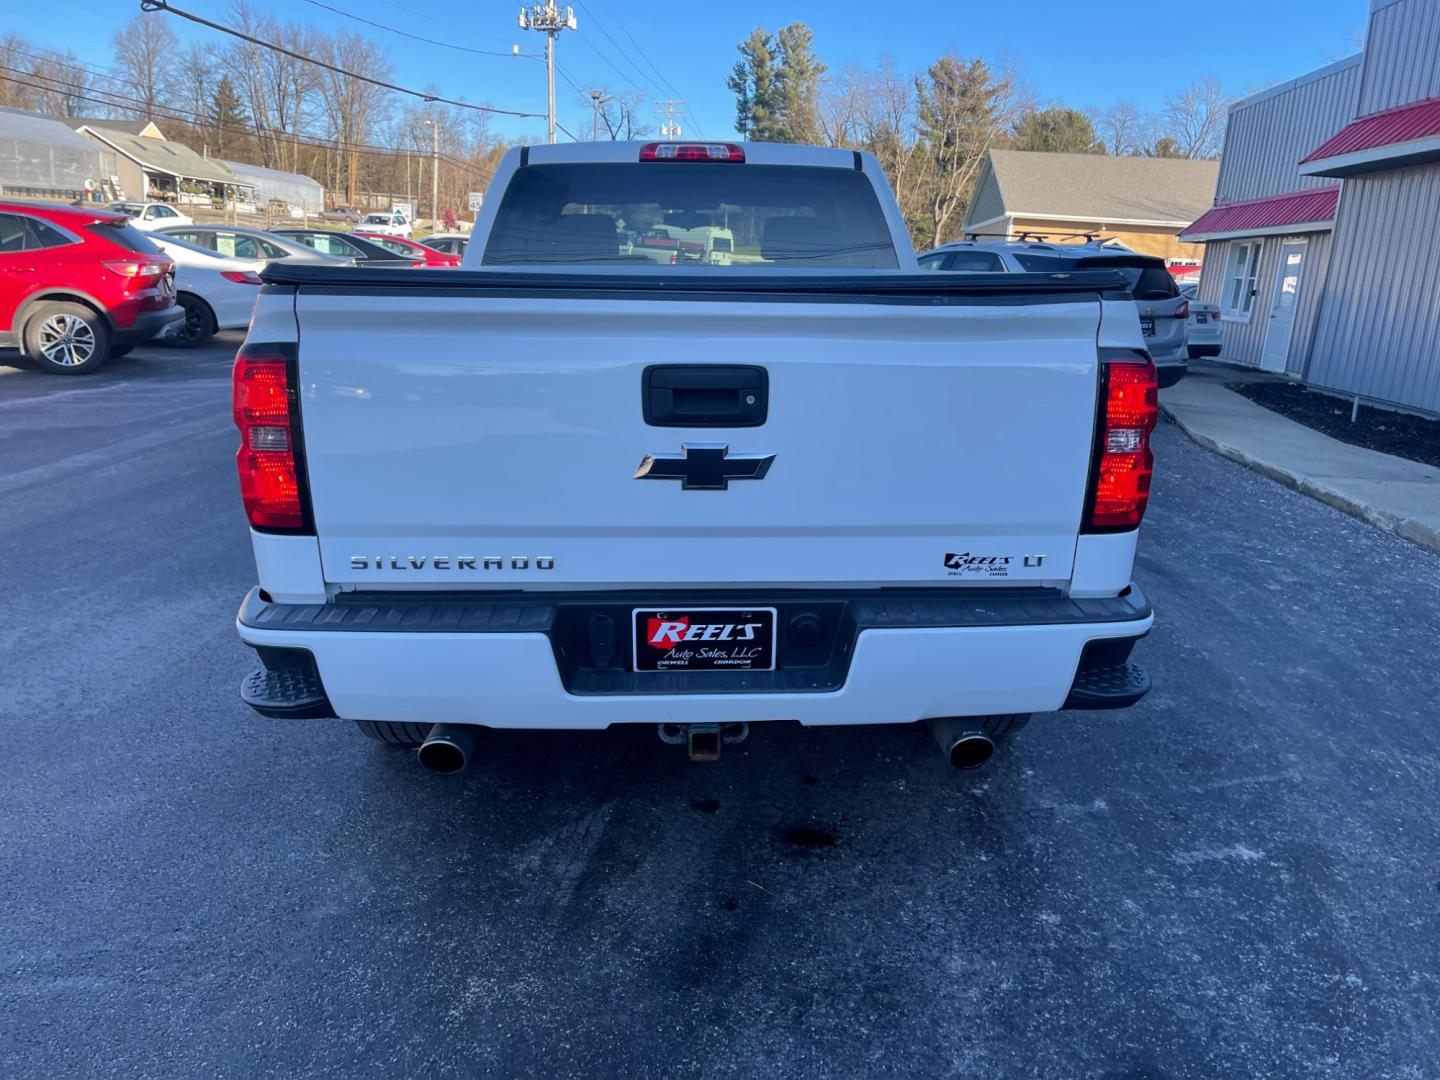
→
(287, 277, 1106, 589)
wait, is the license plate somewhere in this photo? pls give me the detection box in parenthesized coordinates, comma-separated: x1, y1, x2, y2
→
(633, 608, 777, 672)
(1140, 317, 1155, 336)
(1196, 313, 1207, 323)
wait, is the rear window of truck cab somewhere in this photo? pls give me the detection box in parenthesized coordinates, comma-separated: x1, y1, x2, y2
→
(483, 163, 899, 269)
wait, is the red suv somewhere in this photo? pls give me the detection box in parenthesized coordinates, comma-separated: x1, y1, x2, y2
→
(0, 201, 183, 374)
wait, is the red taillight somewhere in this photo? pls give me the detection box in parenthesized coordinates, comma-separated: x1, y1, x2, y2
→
(233, 345, 308, 531)
(221, 270, 263, 285)
(1086, 354, 1158, 531)
(103, 260, 167, 278)
(1175, 300, 1189, 319)
(639, 142, 745, 162)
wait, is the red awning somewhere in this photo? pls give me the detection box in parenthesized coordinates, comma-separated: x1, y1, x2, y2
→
(1302, 94, 1440, 166)
(1180, 186, 1339, 240)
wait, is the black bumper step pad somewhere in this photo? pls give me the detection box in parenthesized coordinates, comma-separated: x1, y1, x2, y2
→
(1063, 662, 1151, 710)
(241, 665, 335, 719)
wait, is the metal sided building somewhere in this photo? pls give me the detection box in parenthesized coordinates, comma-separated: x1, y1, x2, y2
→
(1184, 0, 1440, 415)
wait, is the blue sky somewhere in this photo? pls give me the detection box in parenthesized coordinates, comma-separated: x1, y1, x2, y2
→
(46, 0, 1366, 145)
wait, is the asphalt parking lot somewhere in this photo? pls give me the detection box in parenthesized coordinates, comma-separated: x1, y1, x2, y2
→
(3, 334, 1439, 1079)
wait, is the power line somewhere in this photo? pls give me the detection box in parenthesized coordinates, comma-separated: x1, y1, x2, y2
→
(6, 36, 549, 157)
(563, 19, 649, 96)
(570, 0, 704, 138)
(371, 0, 517, 47)
(0, 69, 497, 180)
(3, 42, 160, 96)
(138, 0, 545, 119)
(568, 1, 656, 97)
(299, 0, 541, 61)
(588, 0, 684, 98)
(300, 0, 588, 130)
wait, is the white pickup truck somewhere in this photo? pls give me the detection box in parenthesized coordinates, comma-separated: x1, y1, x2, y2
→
(234, 140, 1157, 773)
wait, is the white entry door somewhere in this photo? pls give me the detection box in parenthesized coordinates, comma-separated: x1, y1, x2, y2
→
(1259, 238, 1308, 372)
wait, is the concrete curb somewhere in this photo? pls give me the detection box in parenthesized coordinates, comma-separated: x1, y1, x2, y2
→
(1161, 406, 1440, 557)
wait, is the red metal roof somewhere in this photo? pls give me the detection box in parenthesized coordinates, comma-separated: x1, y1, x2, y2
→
(1180, 186, 1340, 239)
(1302, 94, 1440, 163)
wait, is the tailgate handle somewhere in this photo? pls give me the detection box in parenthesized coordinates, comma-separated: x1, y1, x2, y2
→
(643, 365, 768, 427)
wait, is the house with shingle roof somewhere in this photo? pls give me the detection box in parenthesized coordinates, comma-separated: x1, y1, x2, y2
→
(65, 117, 165, 139)
(75, 122, 252, 207)
(962, 149, 1218, 265)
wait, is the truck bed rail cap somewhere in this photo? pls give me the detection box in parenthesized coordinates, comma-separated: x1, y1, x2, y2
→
(258, 262, 1131, 301)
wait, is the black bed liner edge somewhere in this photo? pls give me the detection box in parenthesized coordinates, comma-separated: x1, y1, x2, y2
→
(259, 263, 1132, 304)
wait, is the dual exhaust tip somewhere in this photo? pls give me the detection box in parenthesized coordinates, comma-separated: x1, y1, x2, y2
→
(416, 718, 994, 774)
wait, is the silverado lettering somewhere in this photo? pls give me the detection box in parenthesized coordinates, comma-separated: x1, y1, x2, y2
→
(348, 556, 554, 570)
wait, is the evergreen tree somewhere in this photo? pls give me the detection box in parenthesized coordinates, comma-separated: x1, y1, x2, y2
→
(210, 75, 251, 158)
(1011, 107, 1104, 154)
(726, 29, 780, 140)
(915, 55, 1009, 247)
(774, 22, 826, 144)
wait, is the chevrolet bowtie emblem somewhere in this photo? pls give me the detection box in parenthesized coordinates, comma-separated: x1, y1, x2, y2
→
(634, 443, 776, 491)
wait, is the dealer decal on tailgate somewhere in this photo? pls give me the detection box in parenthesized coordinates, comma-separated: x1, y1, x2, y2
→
(632, 608, 777, 672)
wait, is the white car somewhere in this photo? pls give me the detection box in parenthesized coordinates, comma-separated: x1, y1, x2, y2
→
(105, 201, 194, 231)
(354, 211, 412, 239)
(419, 233, 469, 257)
(150, 235, 263, 347)
(919, 238, 1190, 387)
(232, 140, 1158, 777)
(1180, 283, 1222, 359)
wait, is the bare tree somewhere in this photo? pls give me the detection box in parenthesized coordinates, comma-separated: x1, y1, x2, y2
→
(173, 43, 214, 129)
(17, 45, 95, 117)
(0, 35, 30, 111)
(222, 2, 320, 172)
(578, 86, 649, 140)
(112, 15, 177, 117)
(1095, 100, 1153, 156)
(856, 58, 919, 228)
(385, 101, 497, 219)
(818, 63, 866, 148)
(1160, 76, 1228, 159)
(316, 31, 392, 203)
(270, 20, 322, 173)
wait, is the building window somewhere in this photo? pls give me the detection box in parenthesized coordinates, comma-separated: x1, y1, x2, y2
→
(1223, 241, 1262, 320)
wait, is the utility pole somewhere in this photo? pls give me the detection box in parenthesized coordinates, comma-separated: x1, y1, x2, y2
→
(518, 2, 577, 144)
(424, 117, 439, 227)
(590, 89, 615, 141)
(656, 99, 685, 139)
